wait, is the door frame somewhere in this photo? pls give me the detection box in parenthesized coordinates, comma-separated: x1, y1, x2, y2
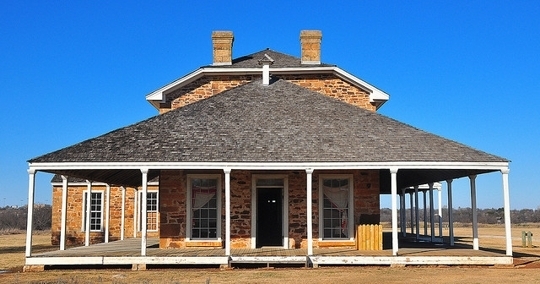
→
(251, 174, 289, 249)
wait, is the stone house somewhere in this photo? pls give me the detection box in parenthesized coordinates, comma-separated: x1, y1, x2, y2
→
(25, 30, 513, 267)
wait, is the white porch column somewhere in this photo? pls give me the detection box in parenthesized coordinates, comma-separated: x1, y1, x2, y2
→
(60, 175, 68, 250)
(447, 179, 454, 246)
(133, 188, 138, 238)
(120, 186, 125, 240)
(105, 184, 111, 243)
(429, 183, 435, 242)
(409, 192, 414, 235)
(423, 190, 427, 236)
(438, 186, 443, 238)
(501, 168, 512, 256)
(306, 168, 314, 256)
(141, 169, 148, 256)
(25, 169, 36, 257)
(400, 189, 406, 237)
(470, 175, 479, 250)
(414, 186, 420, 240)
(85, 180, 92, 246)
(390, 168, 399, 256)
(224, 168, 231, 256)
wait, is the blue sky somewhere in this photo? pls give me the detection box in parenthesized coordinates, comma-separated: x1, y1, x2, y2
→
(1, 1, 539, 209)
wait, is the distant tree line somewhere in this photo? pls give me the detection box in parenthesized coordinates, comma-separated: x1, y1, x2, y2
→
(381, 207, 540, 224)
(0, 204, 51, 232)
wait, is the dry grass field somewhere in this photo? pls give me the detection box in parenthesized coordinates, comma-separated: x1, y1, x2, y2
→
(1, 225, 539, 284)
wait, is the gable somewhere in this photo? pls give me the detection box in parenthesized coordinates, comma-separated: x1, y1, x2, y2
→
(147, 50, 389, 112)
(159, 73, 376, 113)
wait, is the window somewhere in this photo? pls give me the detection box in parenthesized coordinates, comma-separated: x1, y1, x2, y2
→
(82, 191, 103, 232)
(319, 176, 353, 239)
(187, 176, 221, 240)
(138, 191, 159, 232)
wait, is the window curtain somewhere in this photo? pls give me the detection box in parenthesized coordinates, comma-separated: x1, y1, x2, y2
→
(323, 184, 349, 236)
(192, 185, 216, 210)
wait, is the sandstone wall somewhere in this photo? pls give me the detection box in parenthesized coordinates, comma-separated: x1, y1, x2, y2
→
(51, 184, 158, 246)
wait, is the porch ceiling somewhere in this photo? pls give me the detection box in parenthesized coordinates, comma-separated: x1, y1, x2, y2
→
(379, 168, 498, 194)
(46, 167, 498, 192)
(46, 169, 160, 188)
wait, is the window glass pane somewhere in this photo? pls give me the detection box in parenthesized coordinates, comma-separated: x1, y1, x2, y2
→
(139, 191, 159, 231)
(322, 178, 350, 239)
(191, 178, 218, 240)
(83, 192, 102, 232)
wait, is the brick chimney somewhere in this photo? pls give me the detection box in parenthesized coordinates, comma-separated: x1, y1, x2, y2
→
(300, 30, 322, 64)
(212, 31, 234, 66)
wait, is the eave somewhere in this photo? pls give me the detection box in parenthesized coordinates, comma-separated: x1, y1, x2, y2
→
(30, 160, 508, 193)
(145, 67, 390, 110)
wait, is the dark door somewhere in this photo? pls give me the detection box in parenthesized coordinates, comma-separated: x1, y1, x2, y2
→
(256, 188, 283, 247)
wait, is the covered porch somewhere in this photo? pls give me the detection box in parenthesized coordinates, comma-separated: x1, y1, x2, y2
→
(24, 162, 513, 269)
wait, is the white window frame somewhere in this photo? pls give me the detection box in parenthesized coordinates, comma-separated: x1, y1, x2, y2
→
(251, 174, 289, 249)
(81, 190, 104, 232)
(186, 174, 222, 242)
(318, 174, 354, 241)
(137, 190, 159, 232)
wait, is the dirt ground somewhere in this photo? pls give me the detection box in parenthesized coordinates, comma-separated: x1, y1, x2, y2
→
(1, 225, 539, 283)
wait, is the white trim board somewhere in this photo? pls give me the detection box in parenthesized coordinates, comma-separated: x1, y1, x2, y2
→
(30, 161, 509, 171)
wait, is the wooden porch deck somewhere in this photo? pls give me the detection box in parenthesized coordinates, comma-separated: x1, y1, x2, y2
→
(26, 236, 513, 268)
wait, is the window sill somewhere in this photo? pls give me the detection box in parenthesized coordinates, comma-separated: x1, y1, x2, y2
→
(186, 240, 222, 247)
(318, 240, 356, 247)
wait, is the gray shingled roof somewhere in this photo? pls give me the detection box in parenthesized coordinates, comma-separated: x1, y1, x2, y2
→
(203, 49, 336, 68)
(30, 79, 506, 164)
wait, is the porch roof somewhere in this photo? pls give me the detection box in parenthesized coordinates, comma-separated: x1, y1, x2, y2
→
(30, 79, 507, 189)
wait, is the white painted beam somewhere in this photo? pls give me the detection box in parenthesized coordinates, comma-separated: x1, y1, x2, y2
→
(105, 184, 110, 243)
(501, 168, 512, 256)
(120, 186, 125, 241)
(438, 187, 443, 238)
(25, 169, 36, 257)
(390, 168, 399, 256)
(310, 256, 513, 266)
(133, 188, 137, 238)
(28, 161, 510, 172)
(60, 176, 68, 250)
(470, 175, 479, 250)
(429, 183, 435, 242)
(306, 168, 314, 256)
(224, 168, 231, 256)
(140, 169, 148, 256)
(85, 181, 92, 247)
